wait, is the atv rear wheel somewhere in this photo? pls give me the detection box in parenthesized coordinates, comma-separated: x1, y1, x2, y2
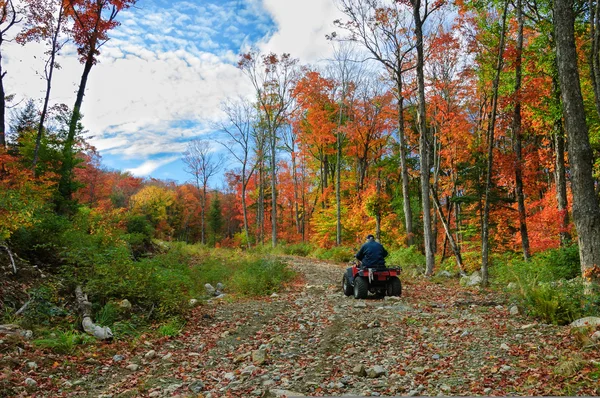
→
(388, 277, 402, 297)
(342, 274, 353, 296)
(354, 276, 368, 299)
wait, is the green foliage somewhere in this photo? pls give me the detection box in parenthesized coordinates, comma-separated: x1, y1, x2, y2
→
(387, 246, 426, 273)
(21, 285, 67, 327)
(491, 246, 599, 325)
(33, 329, 95, 354)
(208, 193, 224, 246)
(95, 303, 119, 327)
(157, 318, 185, 337)
(125, 214, 154, 259)
(281, 243, 314, 257)
(313, 246, 354, 263)
(229, 258, 295, 296)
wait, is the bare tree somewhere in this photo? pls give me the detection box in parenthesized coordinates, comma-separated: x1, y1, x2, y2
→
(18, 0, 68, 172)
(217, 98, 258, 247)
(183, 139, 224, 245)
(238, 51, 298, 248)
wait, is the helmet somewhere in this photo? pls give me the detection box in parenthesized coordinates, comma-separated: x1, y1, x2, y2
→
(366, 234, 375, 240)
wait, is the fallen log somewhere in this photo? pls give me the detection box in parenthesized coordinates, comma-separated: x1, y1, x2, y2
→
(75, 286, 113, 340)
(0, 244, 17, 274)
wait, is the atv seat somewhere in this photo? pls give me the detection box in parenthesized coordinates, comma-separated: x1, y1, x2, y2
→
(361, 264, 387, 270)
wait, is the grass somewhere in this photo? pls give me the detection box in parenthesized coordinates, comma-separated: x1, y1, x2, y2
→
(33, 329, 96, 354)
(157, 318, 185, 337)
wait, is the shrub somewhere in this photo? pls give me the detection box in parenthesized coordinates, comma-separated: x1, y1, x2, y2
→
(490, 245, 599, 325)
(157, 318, 185, 337)
(282, 243, 314, 257)
(229, 258, 295, 296)
(33, 329, 95, 354)
(312, 246, 354, 263)
(386, 246, 426, 276)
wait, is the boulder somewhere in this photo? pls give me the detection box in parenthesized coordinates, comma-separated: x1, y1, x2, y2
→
(265, 390, 305, 397)
(205, 283, 216, 296)
(366, 365, 387, 378)
(24, 378, 37, 389)
(509, 305, 519, 316)
(353, 364, 367, 376)
(118, 299, 132, 310)
(252, 348, 267, 365)
(437, 270, 453, 278)
(460, 272, 482, 287)
(570, 317, 600, 328)
(188, 380, 205, 394)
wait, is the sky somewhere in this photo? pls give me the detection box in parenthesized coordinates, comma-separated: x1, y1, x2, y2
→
(5, 0, 344, 184)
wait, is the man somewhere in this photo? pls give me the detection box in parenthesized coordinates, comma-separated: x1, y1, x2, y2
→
(355, 234, 388, 268)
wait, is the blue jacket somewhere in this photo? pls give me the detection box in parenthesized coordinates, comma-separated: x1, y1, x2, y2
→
(355, 239, 388, 268)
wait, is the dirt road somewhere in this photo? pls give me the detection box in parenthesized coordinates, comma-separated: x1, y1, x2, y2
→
(4, 257, 599, 397)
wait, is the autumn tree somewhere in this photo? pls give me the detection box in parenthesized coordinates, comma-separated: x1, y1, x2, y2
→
(334, 0, 416, 246)
(183, 139, 223, 245)
(58, 0, 136, 211)
(238, 51, 298, 248)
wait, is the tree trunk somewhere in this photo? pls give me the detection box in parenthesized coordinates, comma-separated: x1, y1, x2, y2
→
(589, 0, 600, 118)
(241, 167, 250, 248)
(0, 57, 5, 149)
(336, 114, 343, 246)
(481, 0, 508, 286)
(33, 2, 64, 172)
(375, 177, 382, 240)
(552, 75, 572, 246)
(397, 91, 414, 246)
(555, 0, 600, 287)
(431, 187, 466, 276)
(412, 0, 435, 276)
(201, 184, 207, 245)
(270, 133, 277, 248)
(258, 165, 264, 245)
(513, 0, 531, 260)
(75, 286, 112, 340)
(59, 48, 95, 209)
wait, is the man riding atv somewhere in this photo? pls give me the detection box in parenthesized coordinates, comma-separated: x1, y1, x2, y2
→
(343, 234, 402, 299)
(355, 234, 388, 268)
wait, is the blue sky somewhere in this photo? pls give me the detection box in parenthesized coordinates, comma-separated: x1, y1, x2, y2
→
(6, 0, 342, 185)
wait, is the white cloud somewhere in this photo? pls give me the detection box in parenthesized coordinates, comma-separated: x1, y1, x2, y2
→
(126, 155, 181, 176)
(3, 0, 346, 181)
(259, 0, 344, 63)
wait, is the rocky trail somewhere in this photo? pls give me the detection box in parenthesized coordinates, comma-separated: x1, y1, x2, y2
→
(2, 257, 600, 397)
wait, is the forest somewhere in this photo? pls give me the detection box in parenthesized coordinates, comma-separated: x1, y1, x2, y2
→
(1, 0, 600, 396)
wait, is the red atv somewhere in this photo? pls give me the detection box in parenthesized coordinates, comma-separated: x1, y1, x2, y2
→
(342, 261, 402, 299)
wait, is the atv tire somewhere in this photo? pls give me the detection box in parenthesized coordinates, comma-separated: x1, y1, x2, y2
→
(388, 277, 402, 297)
(354, 276, 369, 299)
(342, 274, 353, 296)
